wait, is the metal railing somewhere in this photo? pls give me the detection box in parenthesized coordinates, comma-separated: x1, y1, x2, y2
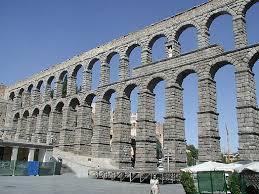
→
(88, 168, 180, 184)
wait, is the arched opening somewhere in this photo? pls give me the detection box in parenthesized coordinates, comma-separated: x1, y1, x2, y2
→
(67, 98, 80, 148)
(126, 44, 142, 77)
(245, 1, 259, 45)
(29, 108, 39, 142)
(88, 59, 101, 90)
(207, 12, 234, 51)
(176, 70, 198, 166)
(72, 64, 84, 94)
(76, 93, 96, 155)
(20, 110, 29, 140)
(12, 113, 20, 136)
(133, 77, 165, 170)
(36, 80, 44, 103)
(211, 63, 238, 155)
(46, 76, 55, 100)
(107, 52, 120, 83)
(249, 53, 259, 106)
(9, 92, 15, 101)
(149, 35, 167, 62)
(176, 25, 198, 54)
(59, 71, 68, 98)
(153, 80, 165, 162)
(40, 105, 51, 143)
(28, 84, 33, 94)
(18, 88, 24, 108)
(27, 84, 33, 106)
(123, 84, 139, 167)
(85, 93, 97, 127)
(103, 90, 117, 147)
(51, 101, 64, 146)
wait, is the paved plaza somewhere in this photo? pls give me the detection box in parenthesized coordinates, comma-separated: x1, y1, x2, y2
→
(0, 175, 185, 194)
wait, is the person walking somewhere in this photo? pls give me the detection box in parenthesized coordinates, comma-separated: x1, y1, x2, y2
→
(150, 174, 160, 194)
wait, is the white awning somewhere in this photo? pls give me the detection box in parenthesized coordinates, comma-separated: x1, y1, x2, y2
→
(235, 162, 259, 173)
(181, 161, 241, 173)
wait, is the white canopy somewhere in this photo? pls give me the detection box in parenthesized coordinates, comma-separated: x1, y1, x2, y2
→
(181, 161, 241, 173)
(235, 162, 259, 173)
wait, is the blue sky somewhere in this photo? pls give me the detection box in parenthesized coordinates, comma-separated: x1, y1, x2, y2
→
(0, 0, 259, 153)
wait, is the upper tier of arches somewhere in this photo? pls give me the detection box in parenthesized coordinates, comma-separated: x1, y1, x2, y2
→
(6, 0, 259, 110)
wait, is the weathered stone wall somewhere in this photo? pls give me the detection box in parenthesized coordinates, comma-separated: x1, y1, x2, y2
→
(2, 0, 259, 171)
(0, 84, 7, 133)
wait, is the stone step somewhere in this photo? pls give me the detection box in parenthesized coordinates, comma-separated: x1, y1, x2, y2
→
(53, 148, 117, 177)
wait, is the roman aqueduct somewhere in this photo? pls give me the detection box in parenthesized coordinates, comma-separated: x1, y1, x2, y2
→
(2, 0, 259, 171)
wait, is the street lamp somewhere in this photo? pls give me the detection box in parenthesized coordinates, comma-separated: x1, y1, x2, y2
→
(163, 147, 172, 172)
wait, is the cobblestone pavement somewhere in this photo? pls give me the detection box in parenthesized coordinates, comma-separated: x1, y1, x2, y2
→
(0, 175, 185, 194)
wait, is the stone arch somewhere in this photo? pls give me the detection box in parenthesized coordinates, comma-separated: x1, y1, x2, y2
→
(87, 58, 101, 90)
(55, 101, 65, 112)
(12, 112, 20, 138)
(205, 9, 236, 50)
(241, 0, 259, 15)
(58, 70, 68, 81)
(13, 112, 20, 125)
(84, 93, 96, 106)
(126, 43, 142, 57)
(175, 69, 197, 87)
(17, 88, 25, 108)
(209, 57, 239, 79)
(69, 97, 80, 109)
(148, 34, 168, 62)
(18, 88, 24, 96)
(42, 104, 51, 115)
(47, 101, 64, 145)
(205, 10, 235, 30)
(9, 92, 15, 101)
(27, 84, 33, 94)
(45, 76, 55, 100)
(102, 88, 117, 102)
(123, 83, 138, 98)
(174, 23, 200, 41)
(247, 50, 259, 69)
(36, 80, 44, 90)
(91, 88, 117, 157)
(29, 108, 40, 141)
(147, 76, 165, 93)
(106, 51, 120, 64)
(22, 110, 30, 118)
(13, 112, 20, 120)
(35, 104, 52, 143)
(174, 22, 199, 53)
(58, 70, 68, 98)
(87, 58, 100, 70)
(126, 43, 142, 76)
(209, 58, 240, 155)
(47, 76, 55, 86)
(72, 64, 84, 94)
(17, 110, 30, 141)
(72, 64, 83, 77)
(148, 33, 168, 49)
(106, 51, 120, 83)
(32, 108, 39, 116)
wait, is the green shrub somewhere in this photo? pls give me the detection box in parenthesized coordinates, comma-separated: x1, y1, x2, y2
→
(180, 171, 197, 194)
(228, 172, 241, 194)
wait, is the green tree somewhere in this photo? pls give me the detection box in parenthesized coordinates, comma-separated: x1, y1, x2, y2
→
(228, 172, 241, 194)
(186, 145, 198, 166)
(180, 171, 197, 194)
